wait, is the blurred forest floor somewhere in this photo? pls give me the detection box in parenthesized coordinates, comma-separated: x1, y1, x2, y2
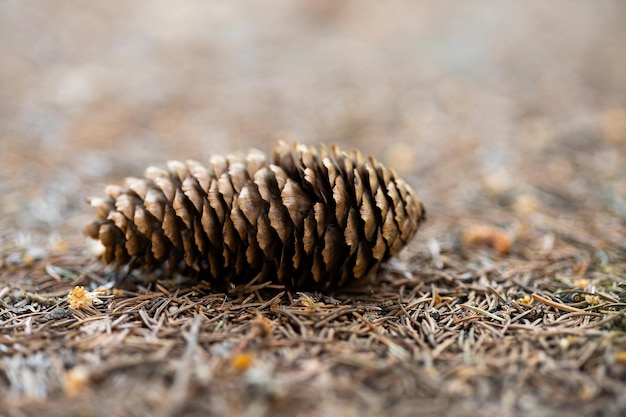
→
(1, 1, 626, 416)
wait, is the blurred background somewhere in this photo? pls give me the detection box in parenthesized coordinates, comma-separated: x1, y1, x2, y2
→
(1, 0, 625, 255)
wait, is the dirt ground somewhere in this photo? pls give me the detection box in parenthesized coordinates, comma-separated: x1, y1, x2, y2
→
(1, 1, 626, 416)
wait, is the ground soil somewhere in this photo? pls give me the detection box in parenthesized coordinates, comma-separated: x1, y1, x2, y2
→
(1, 2, 626, 416)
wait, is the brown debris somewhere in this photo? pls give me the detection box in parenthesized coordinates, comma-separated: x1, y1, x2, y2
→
(462, 224, 513, 255)
(601, 107, 626, 144)
(63, 366, 91, 398)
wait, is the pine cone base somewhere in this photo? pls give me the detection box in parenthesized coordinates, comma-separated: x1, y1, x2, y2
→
(85, 142, 425, 289)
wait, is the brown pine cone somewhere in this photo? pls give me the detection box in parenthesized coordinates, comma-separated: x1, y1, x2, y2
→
(84, 142, 425, 289)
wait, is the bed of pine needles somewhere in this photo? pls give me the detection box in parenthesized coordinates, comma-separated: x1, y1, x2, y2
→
(1, 2, 626, 417)
(2, 142, 625, 416)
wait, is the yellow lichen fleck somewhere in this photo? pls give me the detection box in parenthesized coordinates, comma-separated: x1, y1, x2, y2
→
(614, 351, 626, 363)
(573, 279, 589, 289)
(231, 352, 254, 371)
(22, 254, 34, 266)
(67, 286, 99, 309)
(432, 293, 442, 305)
(64, 366, 90, 398)
(584, 294, 600, 306)
(297, 292, 321, 309)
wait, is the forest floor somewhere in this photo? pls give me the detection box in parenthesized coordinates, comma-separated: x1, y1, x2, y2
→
(1, 2, 626, 416)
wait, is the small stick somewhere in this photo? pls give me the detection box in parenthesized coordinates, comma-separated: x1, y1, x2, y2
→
(459, 304, 505, 322)
(532, 293, 589, 313)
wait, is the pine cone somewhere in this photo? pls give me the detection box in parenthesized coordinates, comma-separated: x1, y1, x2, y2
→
(84, 142, 425, 289)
